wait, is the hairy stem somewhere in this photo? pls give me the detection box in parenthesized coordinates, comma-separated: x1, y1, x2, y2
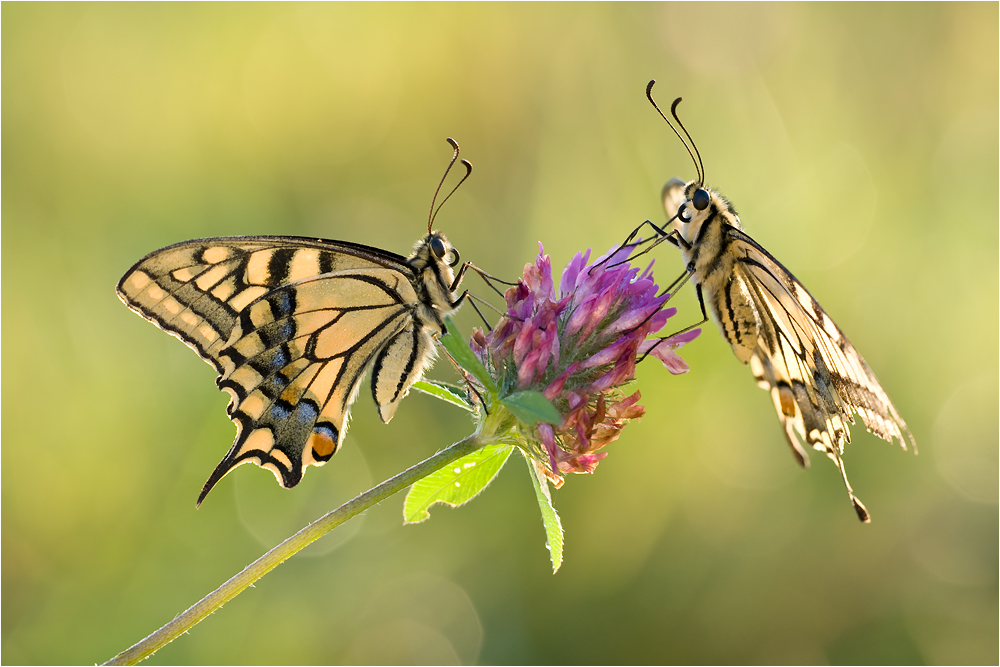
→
(103, 434, 482, 666)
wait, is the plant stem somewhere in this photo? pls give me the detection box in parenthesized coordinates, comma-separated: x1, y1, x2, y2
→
(103, 434, 482, 666)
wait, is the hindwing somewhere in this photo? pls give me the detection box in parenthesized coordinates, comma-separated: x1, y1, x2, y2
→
(203, 268, 435, 503)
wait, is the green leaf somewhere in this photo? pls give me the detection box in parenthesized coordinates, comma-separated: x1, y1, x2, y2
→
(440, 316, 497, 394)
(412, 380, 474, 412)
(404, 444, 513, 523)
(524, 451, 564, 573)
(501, 390, 562, 426)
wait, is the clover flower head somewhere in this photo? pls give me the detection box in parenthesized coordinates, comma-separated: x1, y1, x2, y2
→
(471, 243, 699, 486)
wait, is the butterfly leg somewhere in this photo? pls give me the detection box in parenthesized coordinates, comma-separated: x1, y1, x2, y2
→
(436, 337, 490, 416)
(604, 223, 693, 272)
(590, 219, 672, 273)
(606, 227, 691, 272)
(451, 289, 514, 324)
(616, 219, 667, 251)
(638, 278, 708, 363)
(443, 288, 519, 336)
(451, 263, 527, 325)
(604, 235, 668, 270)
(660, 265, 693, 297)
(828, 447, 871, 523)
(451, 261, 515, 300)
(467, 297, 494, 331)
(620, 267, 691, 338)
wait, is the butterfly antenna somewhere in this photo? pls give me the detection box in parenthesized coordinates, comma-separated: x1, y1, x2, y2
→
(670, 97, 705, 186)
(646, 80, 702, 185)
(431, 159, 472, 228)
(428, 138, 473, 232)
(428, 138, 461, 233)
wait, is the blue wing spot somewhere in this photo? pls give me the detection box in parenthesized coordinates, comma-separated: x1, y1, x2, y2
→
(271, 399, 321, 463)
(269, 400, 293, 423)
(252, 345, 291, 376)
(259, 320, 296, 349)
(258, 372, 290, 400)
(293, 399, 319, 427)
(268, 290, 295, 318)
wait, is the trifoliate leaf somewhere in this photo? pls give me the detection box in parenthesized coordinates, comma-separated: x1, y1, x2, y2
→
(404, 444, 513, 523)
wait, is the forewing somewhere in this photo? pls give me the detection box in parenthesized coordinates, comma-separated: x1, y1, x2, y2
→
(728, 228, 914, 458)
(199, 268, 420, 503)
(116, 237, 409, 372)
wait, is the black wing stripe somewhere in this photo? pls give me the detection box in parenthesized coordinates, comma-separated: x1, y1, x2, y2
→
(395, 327, 422, 402)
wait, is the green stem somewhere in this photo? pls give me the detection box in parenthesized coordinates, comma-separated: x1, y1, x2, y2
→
(103, 434, 482, 666)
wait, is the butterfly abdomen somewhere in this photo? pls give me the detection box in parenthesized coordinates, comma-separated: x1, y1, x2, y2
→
(669, 188, 760, 364)
(712, 274, 761, 364)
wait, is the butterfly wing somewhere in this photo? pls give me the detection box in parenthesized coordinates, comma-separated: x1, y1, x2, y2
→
(116, 237, 411, 371)
(725, 227, 914, 461)
(117, 237, 442, 503)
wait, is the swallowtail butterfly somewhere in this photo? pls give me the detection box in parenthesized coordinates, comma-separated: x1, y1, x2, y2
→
(118, 139, 477, 505)
(638, 82, 914, 521)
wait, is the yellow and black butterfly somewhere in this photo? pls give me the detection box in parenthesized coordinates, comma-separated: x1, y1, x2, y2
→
(118, 139, 479, 505)
(635, 82, 914, 521)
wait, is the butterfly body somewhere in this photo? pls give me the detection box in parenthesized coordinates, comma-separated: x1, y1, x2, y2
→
(661, 177, 913, 521)
(118, 232, 463, 504)
(663, 182, 760, 365)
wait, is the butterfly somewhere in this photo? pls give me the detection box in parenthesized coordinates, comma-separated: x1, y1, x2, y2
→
(117, 139, 478, 505)
(635, 81, 914, 522)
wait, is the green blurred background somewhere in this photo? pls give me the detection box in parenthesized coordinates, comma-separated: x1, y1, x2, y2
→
(3, 3, 997, 664)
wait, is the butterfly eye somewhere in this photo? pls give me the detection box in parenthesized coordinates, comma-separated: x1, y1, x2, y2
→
(447, 247, 461, 267)
(430, 237, 447, 259)
(692, 188, 710, 211)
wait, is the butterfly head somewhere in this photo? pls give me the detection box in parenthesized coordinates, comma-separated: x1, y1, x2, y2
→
(411, 231, 460, 269)
(408, 231, 462, 316)
(429, 233, 461, 268)
(663, 178, 742, 242)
